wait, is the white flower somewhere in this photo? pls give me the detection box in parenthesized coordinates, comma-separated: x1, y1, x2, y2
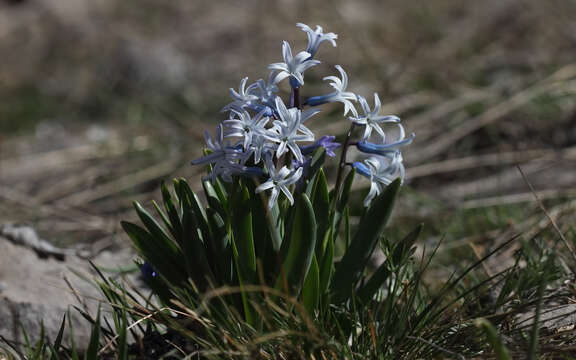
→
(221, 77, 260, 112)
(190, 124, 246, 183)
(250, 72, 279, 108)
(255, 156, 303, 209)
(223, 108, 270, 150)
(265, 97, 316, 163)
(306, 65, 358, 117)
(268, 41, 320, 87)
(353, 152, 405, 207)
(296, 23, 338, 58)
(349, 93, 400, 141)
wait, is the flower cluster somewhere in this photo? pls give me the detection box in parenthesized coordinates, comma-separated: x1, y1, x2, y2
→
(192, 23, 414, 208)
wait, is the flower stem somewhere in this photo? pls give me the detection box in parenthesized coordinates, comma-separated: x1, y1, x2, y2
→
(332, 123, 356, 211)
(293, 87, 301, 110)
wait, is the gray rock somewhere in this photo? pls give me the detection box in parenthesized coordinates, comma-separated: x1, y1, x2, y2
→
(0, 228, 141, 350)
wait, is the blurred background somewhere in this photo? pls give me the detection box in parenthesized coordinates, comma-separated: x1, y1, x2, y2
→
(1, 0, 575, 261)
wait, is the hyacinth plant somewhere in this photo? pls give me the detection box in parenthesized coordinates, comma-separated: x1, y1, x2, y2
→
(122, 23, 416, 326)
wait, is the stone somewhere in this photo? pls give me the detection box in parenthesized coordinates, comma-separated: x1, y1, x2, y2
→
(0, 226, 141, 350)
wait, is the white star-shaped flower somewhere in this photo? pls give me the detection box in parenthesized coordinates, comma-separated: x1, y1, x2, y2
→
(268, 41, 320, 87)
(265, 97, 316, 163)
(349, 93, 400, 141)
(296, 23, 338, 58)
(255, 156, 303, 209)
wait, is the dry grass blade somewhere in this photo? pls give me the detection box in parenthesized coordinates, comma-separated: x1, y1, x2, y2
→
(517, 165, 576, 267)
(416, 69, 576, 163)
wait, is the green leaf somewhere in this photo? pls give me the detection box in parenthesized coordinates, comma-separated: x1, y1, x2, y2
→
(331, 168, 356, 242)
(230, 183, 256, 282)
(389, 224, 422, 268)
(275, 193, 317, 295)
(302, 255, 320, 314)
(160, 182, 183, 240)
(337, 168, 356, 212)
(203, 180, 227, 217)
(133, 202, 179, 253)
(318, 230, 334, 296)
(49, 315, 66, 360)
(331, 178, 401, 304)
(117, 307, 128, 360)
(84, 306, 100, 360)
(312, 169, 330, 258)
(121, 221, 186, 285)
(356, 260, 391, 305)
(181, 204, 213, 290)
(175, 179, 210, 242)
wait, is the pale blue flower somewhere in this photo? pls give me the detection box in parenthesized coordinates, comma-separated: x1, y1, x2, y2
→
(223, 108, 270, 150)
(349, 93, 400, 141)
(306, 65, 358, 117)
(353, 152, 405, 207)
(296, 23, 338, 58)
(266, 97, 316, 163)
(268, 41, 320, 88)
(190, 124, 246, 183)
(250, 72, 279, 109)
(221, 77, 260, 112)
(256, 156, 303, 209)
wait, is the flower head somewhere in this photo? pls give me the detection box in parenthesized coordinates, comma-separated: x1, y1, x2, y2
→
(296, 23, 338, 58)
(349, 93, 400, 141)
(265, 97, 316, 162)
(190, 124, 247, 183)
(268, 41, 320, 88)
(223, 108, 270, 150)
(306, 65, 358, 117)
(353, 152, 405, 207)
(221, 77, 260, 113)
(256, 156, 303, 209)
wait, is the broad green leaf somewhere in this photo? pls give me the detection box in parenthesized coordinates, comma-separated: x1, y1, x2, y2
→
(337, 168, 356, 212)
(176, 179, 210, 242)
(214, 178, 228, 204)
(230, 183, 256, 282)
(389, 224, 422, 268)
(181, 204, 213, 290)
(203, 180, 227, 217)
(133, 202, 179, 253)
(275, 193, 317, 295)
(121, 221, 186, 285)
(319, 230, 334, 296)
(161, 182, 183, 241)
(302, 255, 320, 313)
(331, 178, 401, 304)
(331, 168, 356, 241)
(312, 169, 330, 258)
(356, 260, 391, 305)
(207, 208, 232, 284)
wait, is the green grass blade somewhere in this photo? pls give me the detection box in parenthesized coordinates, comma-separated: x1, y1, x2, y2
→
(84, 306, 100, 360)
(49, 314, 66, 360)
(475, 318, 512, 360)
